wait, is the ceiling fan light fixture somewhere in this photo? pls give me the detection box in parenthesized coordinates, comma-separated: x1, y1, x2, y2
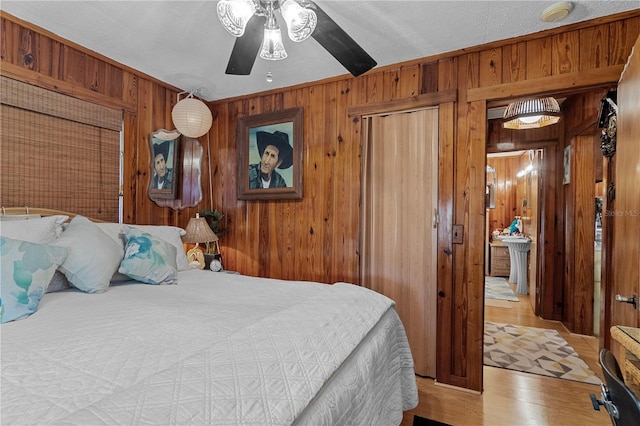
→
(260, 26, 288, 60)
(222, 0, 376, 77)
(503, 97, 561, 130)
(217, 0, 256, 37)
(280, 0, 317, 42)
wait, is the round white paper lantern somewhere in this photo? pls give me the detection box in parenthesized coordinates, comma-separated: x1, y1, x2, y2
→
(171, 97, 213, 138)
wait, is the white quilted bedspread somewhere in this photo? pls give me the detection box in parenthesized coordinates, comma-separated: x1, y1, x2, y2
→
(1, 270, 418, 425)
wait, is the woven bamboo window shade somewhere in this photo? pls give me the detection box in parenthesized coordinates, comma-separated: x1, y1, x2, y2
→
(0, 77, 122, 221)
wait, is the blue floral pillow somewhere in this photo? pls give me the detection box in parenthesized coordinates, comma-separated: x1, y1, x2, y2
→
(119, 226, 178, 285)
(0, 237, 68, 323)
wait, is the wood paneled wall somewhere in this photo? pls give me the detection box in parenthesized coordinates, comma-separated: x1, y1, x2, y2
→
(561, 90, 610, 335)
(2, 9, 639, 392)
(487, 151, 536, 235)
(487, 155, 522, 232)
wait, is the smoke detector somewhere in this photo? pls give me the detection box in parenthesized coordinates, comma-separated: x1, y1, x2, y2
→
(541, 2, 574, 22)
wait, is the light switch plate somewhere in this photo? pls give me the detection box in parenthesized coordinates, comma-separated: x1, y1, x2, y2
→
(452, 224, 464, 244)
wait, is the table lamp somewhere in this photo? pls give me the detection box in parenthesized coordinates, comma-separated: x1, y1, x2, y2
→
(182, 213, 219, 269)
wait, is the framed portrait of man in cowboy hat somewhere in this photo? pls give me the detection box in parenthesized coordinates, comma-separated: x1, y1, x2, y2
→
(148, 129, 181, 200)
(237, 108, 303, 201)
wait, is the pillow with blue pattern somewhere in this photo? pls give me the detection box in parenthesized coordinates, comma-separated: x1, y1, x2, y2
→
(119, 226, 178, 285)
(0, 237, 68, 323)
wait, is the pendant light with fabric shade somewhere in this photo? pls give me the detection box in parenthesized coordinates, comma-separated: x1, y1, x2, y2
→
(171, 91, 213, 138)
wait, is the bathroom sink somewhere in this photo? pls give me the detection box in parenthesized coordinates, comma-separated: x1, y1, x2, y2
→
(500, 237, 531, 295)
(500, 236, 531, 243)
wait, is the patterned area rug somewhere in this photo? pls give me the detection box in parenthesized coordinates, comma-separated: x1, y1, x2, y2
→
(484, 321, 601, 385)
(485, 276, 519, 301)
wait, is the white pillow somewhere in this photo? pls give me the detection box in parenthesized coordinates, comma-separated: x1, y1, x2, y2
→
(52, 216, 123, 293)
(96, 223, 189, 271)
(93, 222, 126, 246)
(0, 215, 68, 243)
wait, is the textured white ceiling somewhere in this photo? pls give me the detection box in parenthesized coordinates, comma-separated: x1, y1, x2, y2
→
(3, 1, 640, 101)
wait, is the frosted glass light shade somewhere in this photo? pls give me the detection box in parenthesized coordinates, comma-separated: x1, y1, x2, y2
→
(217, 0, 255, 37)
(171, 98, 213, 138)
(260, 27, 288, 60)
(281, 0, 317, 42)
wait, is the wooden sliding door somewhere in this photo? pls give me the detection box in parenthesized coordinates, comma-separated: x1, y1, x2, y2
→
(360, 108, 439, 377)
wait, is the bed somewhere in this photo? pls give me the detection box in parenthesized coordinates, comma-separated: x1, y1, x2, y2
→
(0, 210, 418, 425)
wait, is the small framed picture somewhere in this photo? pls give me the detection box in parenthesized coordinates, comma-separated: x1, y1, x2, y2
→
(149, 129, 181, 200)
(563, 145, 571, 185)
(237, 107, 303, 201)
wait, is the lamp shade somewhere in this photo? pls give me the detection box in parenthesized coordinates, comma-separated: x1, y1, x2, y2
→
(503, 97, 561, 130)
(171, 97, 213, 138)
(182, 214, 218, 244)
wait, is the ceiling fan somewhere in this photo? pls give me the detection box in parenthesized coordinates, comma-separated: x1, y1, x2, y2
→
(217, 0, 377, 77)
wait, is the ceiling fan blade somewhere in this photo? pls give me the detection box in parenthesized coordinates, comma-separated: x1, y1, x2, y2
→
(225, 15, 266, 75)
(308, 2, 377, 77)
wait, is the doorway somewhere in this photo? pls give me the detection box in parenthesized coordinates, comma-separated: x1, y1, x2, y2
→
(482, 94, 609, 385)
(484, 93, 606, 333)
(483, 144, 603, 384)
(485, 149, 542, 315)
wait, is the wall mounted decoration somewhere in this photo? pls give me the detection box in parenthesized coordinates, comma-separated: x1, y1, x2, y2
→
(486, 165, 497, 209)
(149, 129, 181, 200)
(148, 130, 204, 209)
(563, 145, 571, 185)
(237, 107, 303, 201)
(598, 91, 617, 158)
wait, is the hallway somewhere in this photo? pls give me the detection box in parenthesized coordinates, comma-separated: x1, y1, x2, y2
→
(402, 284, 607, 425)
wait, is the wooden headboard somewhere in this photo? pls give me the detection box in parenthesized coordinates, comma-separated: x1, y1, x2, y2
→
(1, 207, 106, 222)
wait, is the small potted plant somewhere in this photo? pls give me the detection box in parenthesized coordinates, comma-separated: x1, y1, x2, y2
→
(199, 209, 227, 238)
(199, 209, 227, 270)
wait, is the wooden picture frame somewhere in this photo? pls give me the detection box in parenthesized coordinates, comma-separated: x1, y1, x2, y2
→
(237, 107, 303, 200)
(149, 129, 181, 200)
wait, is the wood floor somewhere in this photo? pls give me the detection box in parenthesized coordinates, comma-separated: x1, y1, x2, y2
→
(401, 284, 611, 426)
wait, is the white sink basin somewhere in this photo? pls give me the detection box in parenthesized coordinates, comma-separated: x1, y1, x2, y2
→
(499, 235, 530, 241)
(501, 237, 530, 244)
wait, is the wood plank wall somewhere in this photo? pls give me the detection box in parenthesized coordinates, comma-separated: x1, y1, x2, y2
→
(487, 155, 521, 232)
(486, 151, 535, 234)
(560, 91, 609, 335)
(2, 9, 639, 392)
